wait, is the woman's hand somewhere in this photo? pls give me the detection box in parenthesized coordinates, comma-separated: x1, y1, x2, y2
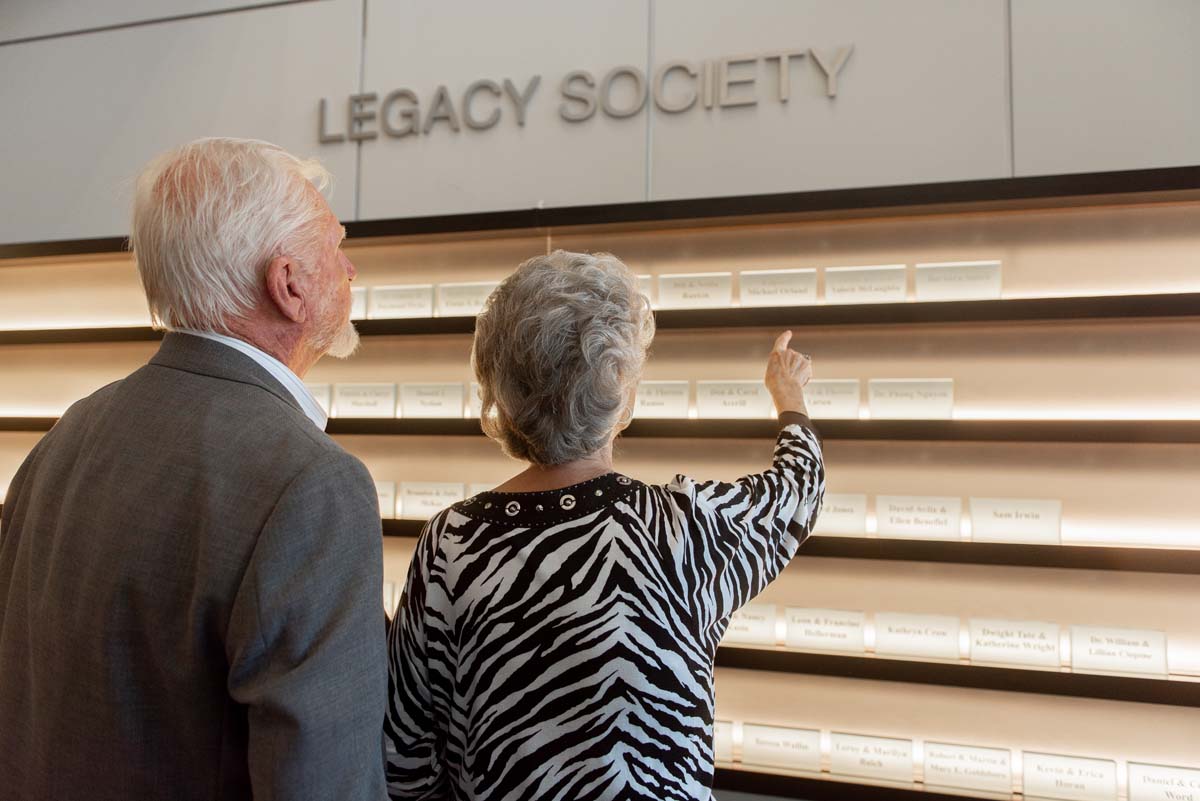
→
(764, 330, 813, 415)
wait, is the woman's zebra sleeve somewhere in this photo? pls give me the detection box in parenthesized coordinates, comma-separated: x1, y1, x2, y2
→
(663, 416, 825, 629)
(384, 522, 448, 800)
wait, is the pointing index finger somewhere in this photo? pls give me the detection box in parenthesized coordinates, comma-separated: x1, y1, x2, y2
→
(773, 330, 793, 353)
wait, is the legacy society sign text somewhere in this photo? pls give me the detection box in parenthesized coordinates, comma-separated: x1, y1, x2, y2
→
(318, 45, 854, 144)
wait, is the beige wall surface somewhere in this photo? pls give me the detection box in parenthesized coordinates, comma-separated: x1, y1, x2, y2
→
(4, 1, 1200, 242)
(356, 0, 651, 219)
(1012, 0, 1200, 176)
(649, 0, 1011, 200)
(0, 0, 363, 243)
(0, 0, 309, 44)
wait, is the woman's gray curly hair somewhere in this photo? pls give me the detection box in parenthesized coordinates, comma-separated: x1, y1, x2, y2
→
(473, 250, 655, 465)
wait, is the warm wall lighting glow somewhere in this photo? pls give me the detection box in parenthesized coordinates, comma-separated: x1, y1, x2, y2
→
(1061, 522, 1200, 549)
(0, 317, 152, 332)
(955, 407, 1200, 421)
(0, 406, 68, 417)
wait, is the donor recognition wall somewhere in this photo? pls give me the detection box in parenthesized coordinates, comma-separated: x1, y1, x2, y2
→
(2, 179, 1199, 801)
(3, 3, 1200, 800)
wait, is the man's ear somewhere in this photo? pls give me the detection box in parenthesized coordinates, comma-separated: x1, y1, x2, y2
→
(264, 255, 307, 323)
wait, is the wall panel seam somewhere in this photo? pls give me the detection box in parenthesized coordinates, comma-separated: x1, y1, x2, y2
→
(353, 0, 368, 221)
(644, 0, 656, 202)
(0, 0, 324, 48)
(1005, 0, 1016, 177)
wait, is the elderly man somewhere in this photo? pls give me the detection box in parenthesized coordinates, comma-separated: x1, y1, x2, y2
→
(0, 139, 386, 800)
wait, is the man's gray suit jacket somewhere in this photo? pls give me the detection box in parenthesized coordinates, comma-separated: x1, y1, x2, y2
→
(0, 332, 387, 800)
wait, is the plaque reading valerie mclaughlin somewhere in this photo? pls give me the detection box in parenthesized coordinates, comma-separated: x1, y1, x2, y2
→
(824, 265, 907, 304)
(741, 724, 822, 772)
(657, 272, 734, 309)
(696, 381, 774, 419)
(924, 741, 1013, 796)
(1023, 752, 1118, 801)
(399, 383, 465, 418)
(738, 268, 818, 307)
(367, 284, 435, 319)
(812, 493, 869, 536)
(829, 732, 914, 784)
(634, 381, 690, 418)
(333, 383, 397, 418)
(785, 608, 867, 653)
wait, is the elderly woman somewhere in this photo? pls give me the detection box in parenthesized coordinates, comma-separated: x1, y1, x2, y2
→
(384, 251, 824, 801)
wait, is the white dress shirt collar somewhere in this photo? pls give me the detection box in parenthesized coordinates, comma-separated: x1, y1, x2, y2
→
(178, 330, 328, 430)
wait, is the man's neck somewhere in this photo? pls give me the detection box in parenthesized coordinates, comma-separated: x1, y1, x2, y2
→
(223, 320, 315, 377)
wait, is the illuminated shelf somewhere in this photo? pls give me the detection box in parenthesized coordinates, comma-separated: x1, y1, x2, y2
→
(802, 537, 1200, 575)
(714, 647, 1200, 708)
(382, 520, 1200, 574)
(324, 418, 1200, 444)
(652, 291, 1200, 330)
(3, 291, 1200, 346)
(713, 767, 978, 801)
(9, 417, 1200, 444)
(0, 326, 161, 345)
(0, 418, 59, 432)
(383, 519, 426, 537)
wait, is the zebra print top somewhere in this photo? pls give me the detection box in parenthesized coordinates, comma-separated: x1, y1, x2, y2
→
(384, 416, 825, 801)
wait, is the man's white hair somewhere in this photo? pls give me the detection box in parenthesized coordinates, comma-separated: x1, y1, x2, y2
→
(130, 137, 333, 334)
